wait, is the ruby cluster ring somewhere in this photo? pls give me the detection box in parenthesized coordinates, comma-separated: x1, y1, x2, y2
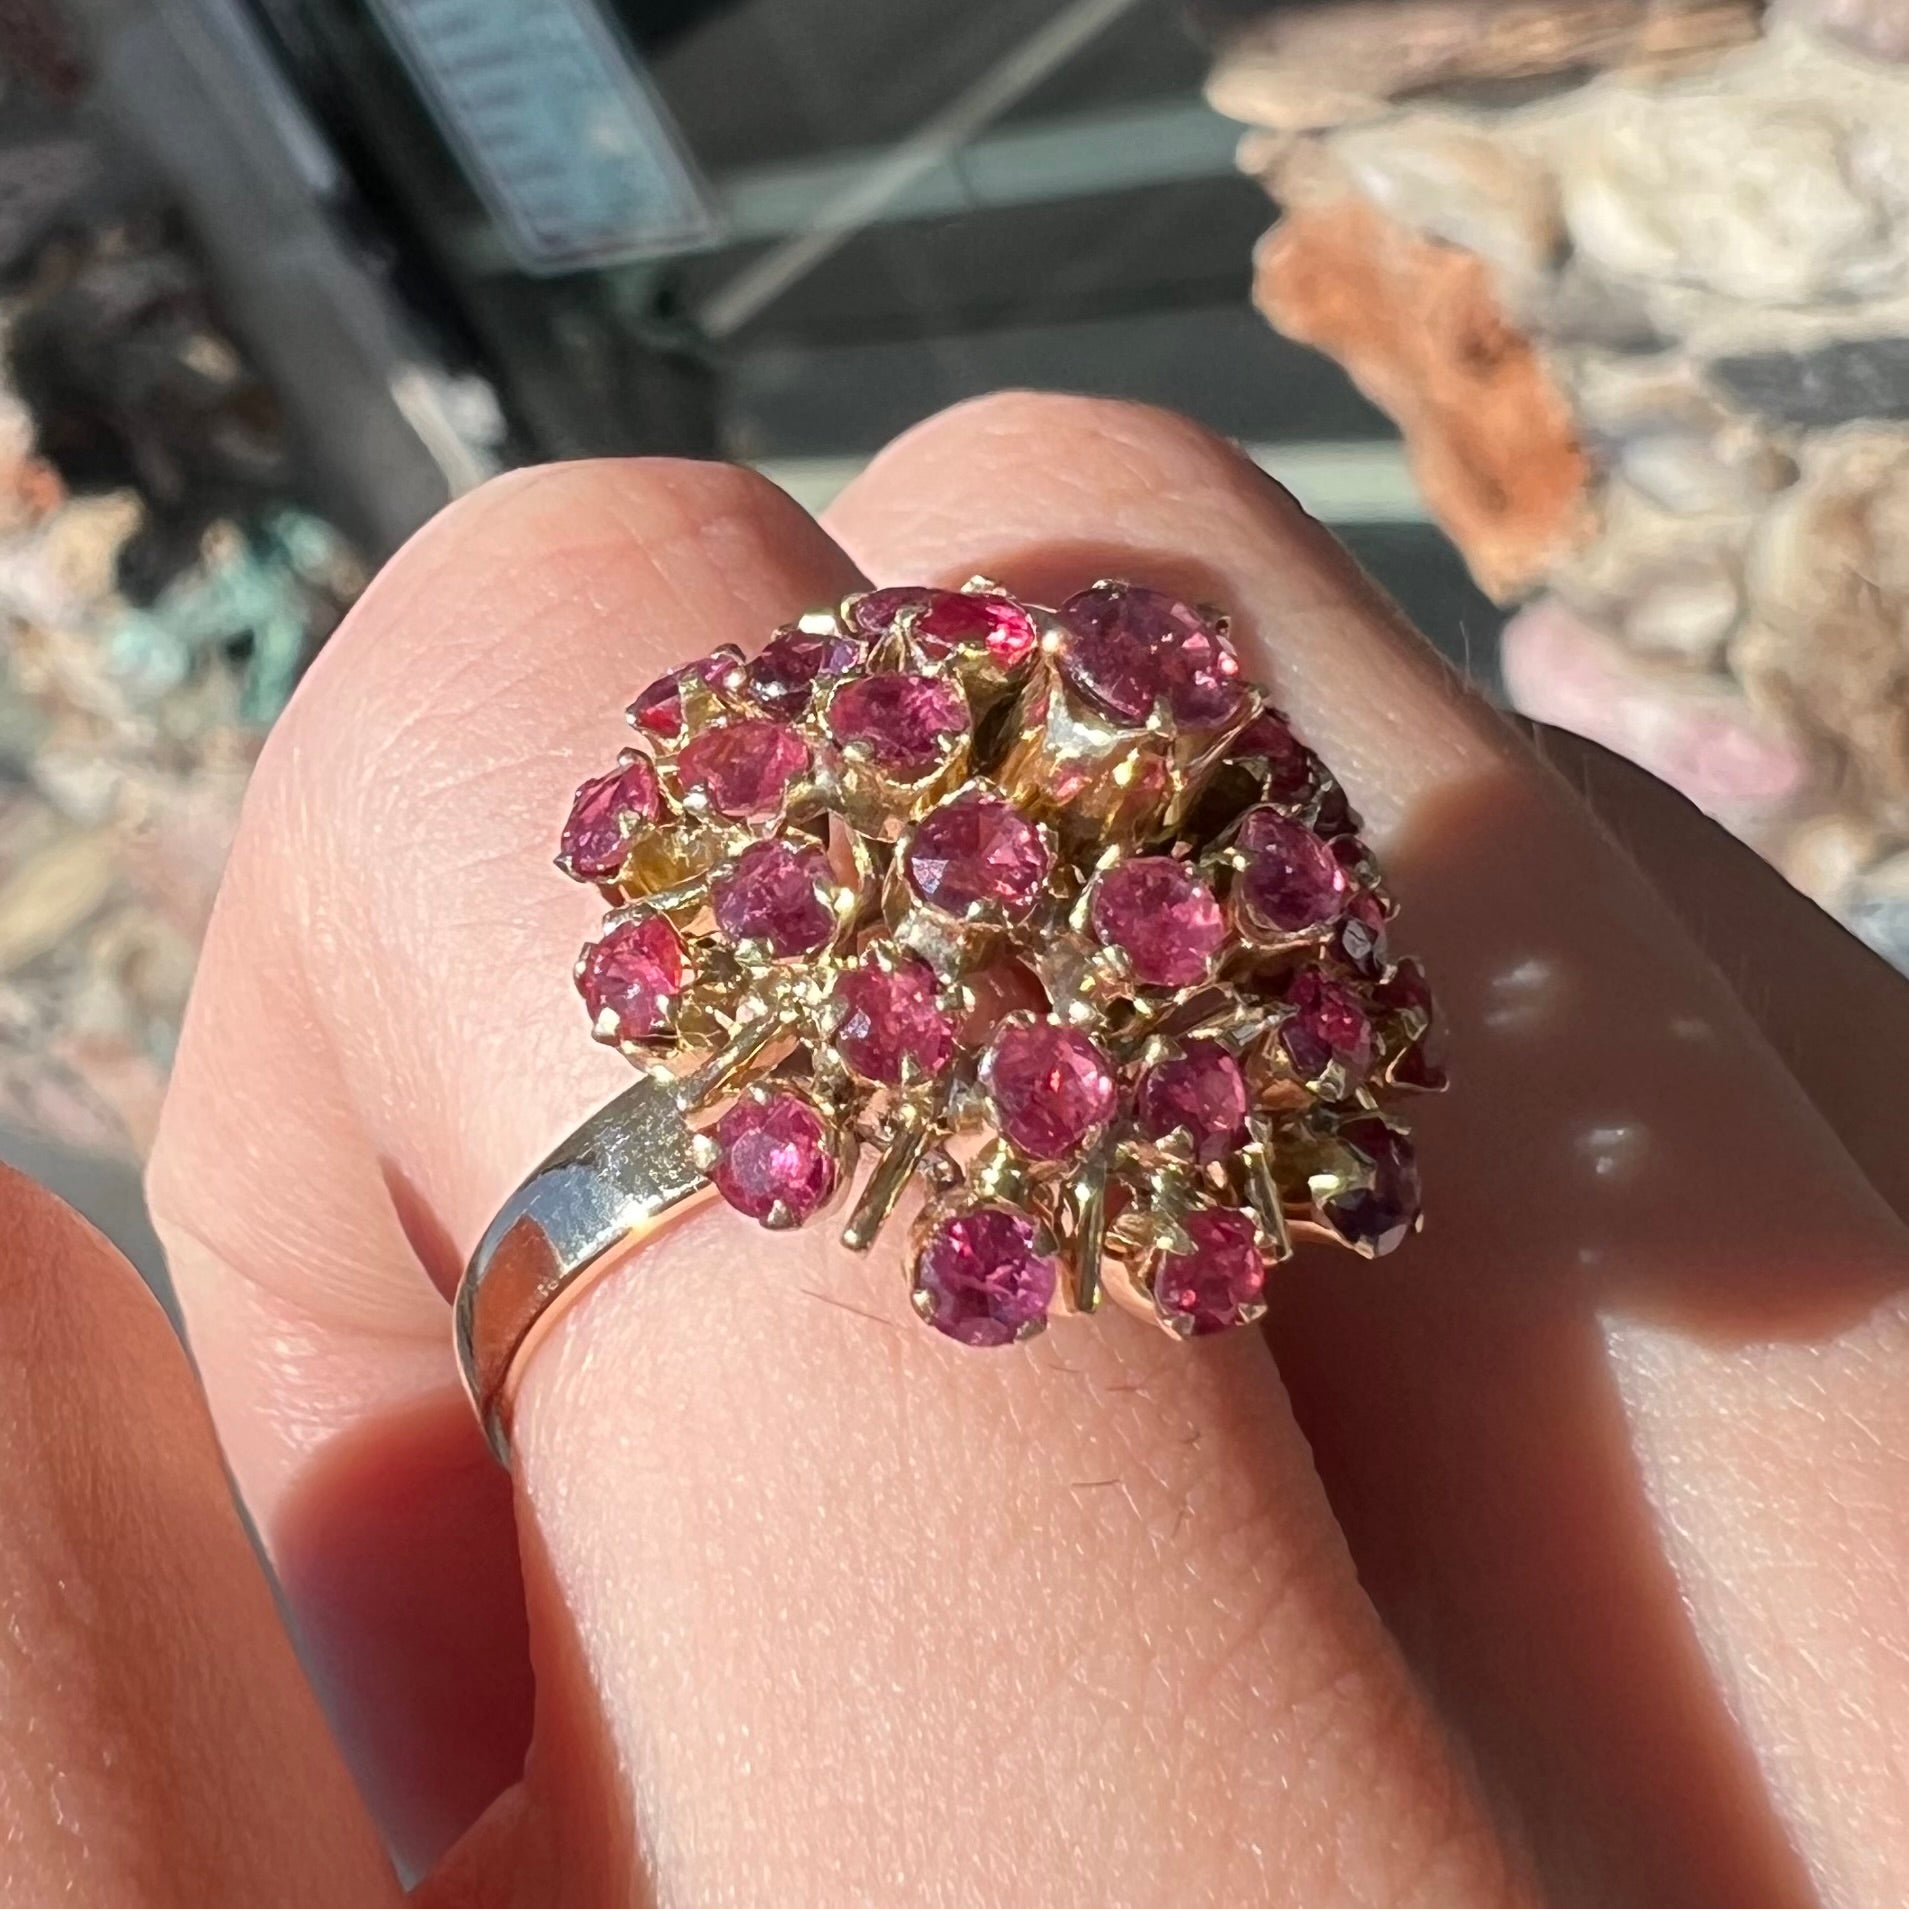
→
(456, 579, 1443, 1457)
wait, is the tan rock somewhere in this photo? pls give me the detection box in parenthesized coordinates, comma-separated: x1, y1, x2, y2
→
(1207, 0, 1762, 132)
(1774, 0, 1909, 63)
(1329, 113, 1562, 291)
(1559, 91, 1907, 302)
(1738, 427, 1909, 826)
(1256, 197, 1594, 597)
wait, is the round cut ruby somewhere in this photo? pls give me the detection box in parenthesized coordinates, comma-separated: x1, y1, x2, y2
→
(828, 672, 968, 778)
(711, 839, 835, 956)
(981, 1021, 1116, 1160)
(1324, 1118, 1421, 1254)
(852, 586, 1037, 668)
(1228, 707, 1319, 804)
(1135, 1040, 1249, 1163)
(1090, 856, 1225, 988)
(1151, 1208, 1267, 1335)
(678, 720, 810, 818)
(1056, 583, 1245, 728)
(904, 790, 1049, 920)
(560, 756, 660, 880)
(1236, 808, 1350, 935)
(576, 915, 685, 1042)
(747, 625, 861, 718)
(913, 1205, 1056, 1346)
(1279, 966, 1375, 1085)
(711, 1091, 837, 1224)
(628, 649, 740, 740)
(830, 952, 955, 1084)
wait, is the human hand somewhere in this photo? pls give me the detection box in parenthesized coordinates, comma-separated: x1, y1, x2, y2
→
(7, 395, 1908, 1907)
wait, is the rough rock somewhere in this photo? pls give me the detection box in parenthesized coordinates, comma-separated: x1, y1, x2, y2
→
(1559, 91, 1907, 303)
(1328, 113, 1562, 290)
(1502, 596, 1812, 824)
(1207, 0, 1763, 132)
(1737, 428, 1909, 826)
(1256, 197, 1594, 597)
(1774, 0, 1909, 62)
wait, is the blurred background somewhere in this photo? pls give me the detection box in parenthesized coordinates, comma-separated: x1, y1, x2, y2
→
(0, 0, 1905, 1268)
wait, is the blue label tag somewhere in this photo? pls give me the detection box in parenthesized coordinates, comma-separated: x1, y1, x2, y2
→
(368, 0, 721, 274)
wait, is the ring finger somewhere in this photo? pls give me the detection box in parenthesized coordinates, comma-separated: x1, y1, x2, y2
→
(152, 452, 1532, 1906)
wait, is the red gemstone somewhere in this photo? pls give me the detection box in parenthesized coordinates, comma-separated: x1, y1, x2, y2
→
(830, 952, 956, 1084)
(711, 839, 835, 956)
(852, 586, 1038, 668)
(1279, 966, 1375, 1085)
(711, 1091, 837, 1224)
(1376, 958, 1448, 1090)
(904, 790, 1050, 920)
(828, 672, 969, 778)
(981, 1021, 1116, 1160)
(1151, 1208, 1267, 1335)
(576, 915, 685, 1042)
(913, 1205, 1056, 1346)
(1236, 808, 1350, 935)
(628, 648, 740, 740)
(1324, 1117, 1421, 1254)
(748, 625, 861, 718)
(1228, 707, 1318, 804)
(1056, 583, 1245, 728)
(1090, 856, 1225, 988)
(1135, 1040, 1249, 1163)
(678, 720, 810, 818)
(560, 756, 660, 880)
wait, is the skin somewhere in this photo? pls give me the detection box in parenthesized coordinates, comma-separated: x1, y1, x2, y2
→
(1, 393, 1906, 1906)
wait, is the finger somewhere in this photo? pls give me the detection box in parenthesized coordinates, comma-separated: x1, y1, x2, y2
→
(155, 458, 1536, 1906)
(825, 392, 1909, 1909)
(1527, 719, 1909, 1221)
(151, 459, 863, 1877)
(0, 1166, 401, 1907)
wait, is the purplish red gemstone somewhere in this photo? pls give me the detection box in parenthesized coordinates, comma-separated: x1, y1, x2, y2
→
(904, 790, 1049, 920)
(711, 1091, 837, 1224)
(828, 672, 968, 778)
(1235, 808, 1350, 935)
(678, 720, 810, 818)
(1135, 1040, 1249, 1163)
(1150, 1207, 1267, 1335)
(1227, 707, 1317, 803)
(981, 1021, 1116, 1160)
(852, 586, 1038, 668)
(628, 648, 740, 740)
(912, 1205, 1057, 1346)
(747, 625, 861, 718)
(1323, 1117, 1421, 1255)
(560, 756, 660, 880)
(1056, 583, 1245, 728)
(1279, 966, 1375, 1086)
(1090, 856, 1225, 988)
(711, 839, 835, 956)
(830, 952, 956, 1084)
(576, 915, 685, 1042)
(1375, 958, 1447, 1090)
